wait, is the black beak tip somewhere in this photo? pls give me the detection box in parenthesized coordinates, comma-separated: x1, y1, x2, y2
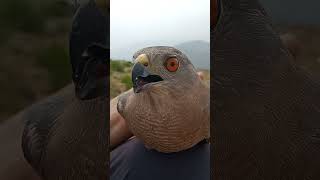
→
(131, 63, 164, 93)
(131, 63, 149, 93)
(131, 63, 149, 82)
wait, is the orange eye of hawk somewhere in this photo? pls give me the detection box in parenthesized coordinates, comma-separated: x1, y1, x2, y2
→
(165, 57, 179, 72)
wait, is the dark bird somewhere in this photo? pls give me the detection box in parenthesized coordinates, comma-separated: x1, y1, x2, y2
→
(21, 0, 109, 179)
(212, 0, 320, 179)
(117, 46, 210, 153)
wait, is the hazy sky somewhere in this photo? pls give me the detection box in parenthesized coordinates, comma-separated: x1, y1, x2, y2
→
(110, 0, 210, 50)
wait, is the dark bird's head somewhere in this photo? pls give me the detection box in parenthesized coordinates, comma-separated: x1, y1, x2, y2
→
(118, 46, 210, 153)
(70, 0, 109, 100)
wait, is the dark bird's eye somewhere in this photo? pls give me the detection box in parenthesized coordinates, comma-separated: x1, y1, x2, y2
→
(165, 58, 179, 72)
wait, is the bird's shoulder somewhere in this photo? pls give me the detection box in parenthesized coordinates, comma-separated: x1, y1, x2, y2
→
(21, 84, 75, 175)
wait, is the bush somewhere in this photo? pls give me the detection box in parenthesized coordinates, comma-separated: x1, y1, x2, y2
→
(122, 61, 133, 68)
(110, 60, 125, 72)
(121, 75, 132, 89)
(110, 60, 133, 72)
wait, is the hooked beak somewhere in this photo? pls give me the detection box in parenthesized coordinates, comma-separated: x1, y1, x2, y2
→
(132, 63, 163, 93)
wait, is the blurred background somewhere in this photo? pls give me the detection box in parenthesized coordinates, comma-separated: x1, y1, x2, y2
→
(0, 0, 73, 121)
(0, 0, 319, 120)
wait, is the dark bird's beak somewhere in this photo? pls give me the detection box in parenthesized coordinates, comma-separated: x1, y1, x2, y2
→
(132, 63, 163, 93)
(70, 0, 109, 100)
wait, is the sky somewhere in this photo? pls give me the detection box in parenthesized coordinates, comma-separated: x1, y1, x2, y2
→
(110, 0, 210, 57)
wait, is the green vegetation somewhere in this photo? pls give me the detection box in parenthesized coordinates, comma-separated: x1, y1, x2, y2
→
(111, 60, 132, 73)
(110, 60, 133, 98)
(121, 75, 132, 89)
(0, 0, 71, 42)
(0, 0, 72, 121)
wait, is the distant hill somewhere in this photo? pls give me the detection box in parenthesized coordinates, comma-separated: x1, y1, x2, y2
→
(110, 40, 182, 61)
(111, 40, 210, 70)
(175, 40, 210, 69)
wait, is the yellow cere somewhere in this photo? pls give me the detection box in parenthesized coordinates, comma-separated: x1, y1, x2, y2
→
(135, 54, 149, 66)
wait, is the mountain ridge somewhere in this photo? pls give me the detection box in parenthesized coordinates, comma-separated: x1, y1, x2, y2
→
(111, 40, 210, 69)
